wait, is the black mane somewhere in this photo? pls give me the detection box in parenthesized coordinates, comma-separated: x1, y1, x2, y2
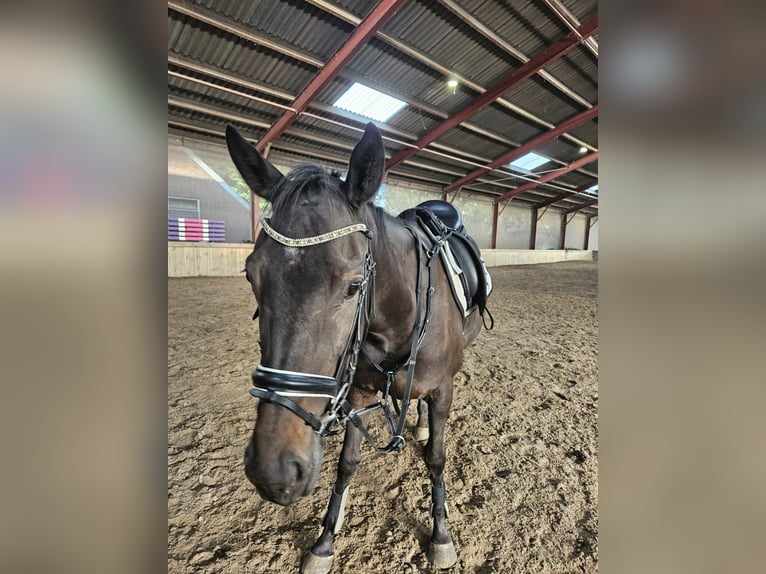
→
(268, 162, 394, 239)
(270, 164, 351, 219)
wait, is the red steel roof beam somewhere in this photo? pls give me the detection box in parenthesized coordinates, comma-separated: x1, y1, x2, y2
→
(534, 181, 596, 208)
(445, 105, 598, 193)
(562, 198, 598, 214)
(537, 191, 574, 208)
(254, 0, 406, 152)
(493, 152, 598, 204)
(385, 14, 598, 170)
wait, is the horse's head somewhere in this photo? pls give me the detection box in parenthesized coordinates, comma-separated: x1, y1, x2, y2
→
(226, 123, 384, 505)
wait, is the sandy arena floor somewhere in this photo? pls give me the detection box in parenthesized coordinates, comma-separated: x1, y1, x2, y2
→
(168, 260, 598, 573)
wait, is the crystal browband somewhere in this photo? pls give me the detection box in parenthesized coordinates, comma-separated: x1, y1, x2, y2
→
(260, 215, 370, 247)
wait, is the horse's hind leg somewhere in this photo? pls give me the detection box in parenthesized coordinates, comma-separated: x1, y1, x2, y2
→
(413, 399, 429, 442)
(424, 390, 458, 569)
(301, 420, 365, 574)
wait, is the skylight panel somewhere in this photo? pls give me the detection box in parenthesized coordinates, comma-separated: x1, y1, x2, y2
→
(333, 83, 407, 123)
(585, 184, 598, 195)
(508, 152, 550, 173)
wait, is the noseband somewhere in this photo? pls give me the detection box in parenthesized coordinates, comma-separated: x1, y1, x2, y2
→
(250, 214, 438, 453)
(250, 215, 377, 436)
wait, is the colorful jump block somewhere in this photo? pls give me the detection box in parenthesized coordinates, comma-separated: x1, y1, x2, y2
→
(167, 235, 225, 242)
(168, 217, 226, 242)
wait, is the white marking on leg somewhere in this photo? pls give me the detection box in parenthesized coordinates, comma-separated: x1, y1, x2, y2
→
(333, 486, 350, 534)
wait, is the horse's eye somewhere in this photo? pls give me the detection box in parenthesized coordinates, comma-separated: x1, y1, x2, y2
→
(345, 281, 362, 297)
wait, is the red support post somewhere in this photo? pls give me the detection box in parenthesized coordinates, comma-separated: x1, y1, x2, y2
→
(255, 0, 406, 152)
(583, 215, 591, 249)
(530, 207, 538, 249)
(385, 15, 598, 171)
(491, 202, 499, 248)
(558, 213, 567, 249)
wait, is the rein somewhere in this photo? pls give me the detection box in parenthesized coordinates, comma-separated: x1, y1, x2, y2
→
(356, 225, 438, 451)
(249, 214, 437, 453)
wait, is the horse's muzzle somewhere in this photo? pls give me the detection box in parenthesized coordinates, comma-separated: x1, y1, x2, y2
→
(244, 433, 322, 506)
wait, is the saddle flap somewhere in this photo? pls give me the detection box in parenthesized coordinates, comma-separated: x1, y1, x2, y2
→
(445, 233, 490, 315)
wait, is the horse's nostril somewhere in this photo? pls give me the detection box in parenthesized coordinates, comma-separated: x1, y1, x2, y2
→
(285, 452, 307, 486)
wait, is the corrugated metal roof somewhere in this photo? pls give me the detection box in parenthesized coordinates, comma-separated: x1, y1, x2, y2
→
(341, 40, 481, 116)
(559, 0, 597, 22)
(380, 1, 519, 87)
(323, 0, 381, 20)
(502, 77, 581, 125)
(469, 104, 548, 144)
(192, 0, 259, 22)
(535, 139, 596, 170)
(167, 0, 598, 209)
(469, 0, 570, 55)
(188, 0, 356, 60)
(434, 125, 510, 158)
(544, 46, 598, 103)
(565, 120, 598, 148)
(168, 23, 317, 93)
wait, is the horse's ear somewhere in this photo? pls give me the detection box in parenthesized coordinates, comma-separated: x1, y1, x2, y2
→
(225, 125, 284, 200)
(342, 123, 384, 208)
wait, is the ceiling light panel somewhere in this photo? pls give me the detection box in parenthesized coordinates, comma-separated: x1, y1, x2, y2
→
(333, 82, 407, 122)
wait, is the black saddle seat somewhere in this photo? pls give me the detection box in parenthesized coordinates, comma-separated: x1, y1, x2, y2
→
(415, 200, 462, 230)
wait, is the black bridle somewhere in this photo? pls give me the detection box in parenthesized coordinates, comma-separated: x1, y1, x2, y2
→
(249, 215, 439, 453)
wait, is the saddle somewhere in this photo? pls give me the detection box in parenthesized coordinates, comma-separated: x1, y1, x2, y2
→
(398, 200, 493, 317)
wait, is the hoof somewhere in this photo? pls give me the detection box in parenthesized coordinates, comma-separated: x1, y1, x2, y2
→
(301, 551, 334, 574)
(430, 541, 457, 569)
(413, 426, 429, 442)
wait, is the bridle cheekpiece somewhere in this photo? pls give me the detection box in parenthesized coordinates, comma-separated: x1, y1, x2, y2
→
(250, 213, 437, 453)
(250, 214, 375, 437)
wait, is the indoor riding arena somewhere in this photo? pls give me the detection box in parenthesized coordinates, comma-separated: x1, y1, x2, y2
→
(168, 1, 598, 573)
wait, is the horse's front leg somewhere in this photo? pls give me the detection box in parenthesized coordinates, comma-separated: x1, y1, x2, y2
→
(424, 388, 457, 569)
(301, 412, 367, 574)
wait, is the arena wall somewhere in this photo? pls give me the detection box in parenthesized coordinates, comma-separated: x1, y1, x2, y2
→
(168, 242, 595, 277)
(588, 219, 599, 250)
(168, 138, 252, 243)
(167, 138, 598, 274)
(564, 214, 587, 249)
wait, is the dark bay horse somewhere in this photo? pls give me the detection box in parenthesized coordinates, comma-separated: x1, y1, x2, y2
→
(227, 122, 484, 573)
